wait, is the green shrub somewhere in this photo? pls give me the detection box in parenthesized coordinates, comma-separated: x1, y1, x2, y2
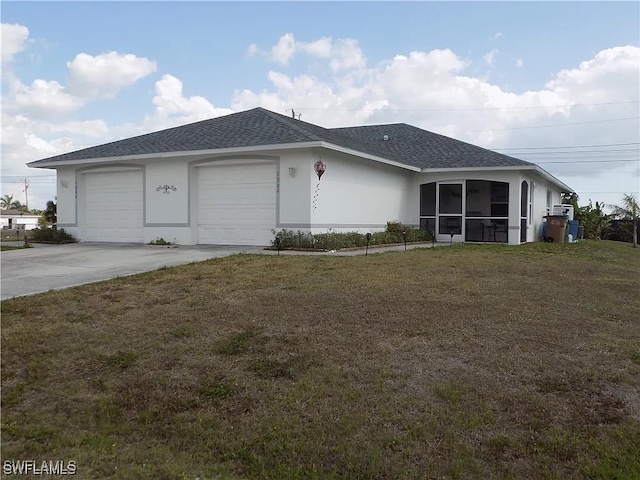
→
(27, 226, 77, 244)
(271, 229, 316, 249)
(148, 237, 172, 245)
(271, 224, 433, 250)
(386, 220, 404, 235)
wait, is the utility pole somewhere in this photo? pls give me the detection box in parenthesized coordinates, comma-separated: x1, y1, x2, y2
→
(23, 178, 29, 210)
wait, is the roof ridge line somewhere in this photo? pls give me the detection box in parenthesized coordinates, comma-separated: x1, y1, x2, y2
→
(258, 108, 325, 142)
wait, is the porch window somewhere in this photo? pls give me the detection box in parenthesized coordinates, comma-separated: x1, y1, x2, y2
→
(419, 180, 510, 242)
(465, 180, 509, 242)
(419, 182, 436, 235)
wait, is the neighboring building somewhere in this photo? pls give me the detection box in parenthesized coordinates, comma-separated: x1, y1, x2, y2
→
(1, 209, 40, 231)
(27, 107, 572, 246)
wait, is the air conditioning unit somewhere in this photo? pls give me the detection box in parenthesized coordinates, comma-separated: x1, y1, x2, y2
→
(549, 204, 574, 220)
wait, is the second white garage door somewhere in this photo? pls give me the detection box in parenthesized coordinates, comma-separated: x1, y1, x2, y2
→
(83, 170, 144, 243)
(197, 163, 276, 245)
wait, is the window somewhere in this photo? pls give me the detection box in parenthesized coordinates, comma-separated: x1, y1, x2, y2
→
(420, 183, 436, 234)
(420, 183, 436, 216)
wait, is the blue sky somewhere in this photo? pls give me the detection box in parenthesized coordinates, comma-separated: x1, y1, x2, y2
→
(2, 1, 639, 210)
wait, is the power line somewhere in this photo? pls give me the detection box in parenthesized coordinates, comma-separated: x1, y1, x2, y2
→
(494, 142, 640, 150)
(465, 116, 639, 132)
(576, 191, 640, 194)
(513, 149, 639, 155)
(296, 100, 640, 113)
(533, 159, 639, 164)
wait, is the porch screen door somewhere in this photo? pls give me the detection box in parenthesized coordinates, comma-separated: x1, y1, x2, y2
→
(437, 183, 463, 242)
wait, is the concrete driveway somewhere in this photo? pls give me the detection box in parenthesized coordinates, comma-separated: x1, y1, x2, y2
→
(1, 243, 263, 300)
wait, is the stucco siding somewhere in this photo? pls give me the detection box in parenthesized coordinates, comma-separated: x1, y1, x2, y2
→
(277, 150, 313, 228)
(309, 150, 412, 233)
(145, 158, 190, 225)
(56, 167, 77, 226)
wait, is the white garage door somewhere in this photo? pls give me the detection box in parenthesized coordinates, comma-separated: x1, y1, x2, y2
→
(197, 163, 276, 245)
(84, 170, 144, 243)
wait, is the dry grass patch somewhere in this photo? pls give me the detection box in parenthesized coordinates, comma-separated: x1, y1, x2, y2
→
(2, 241, 639, 479)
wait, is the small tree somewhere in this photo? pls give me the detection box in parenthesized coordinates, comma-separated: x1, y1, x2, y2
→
(576, 200, 610, 240)
(1, 194, 14, 209)
(9, 200, 29, 212)
(43, 200, 57, 226)
(609, 193, 639, 248)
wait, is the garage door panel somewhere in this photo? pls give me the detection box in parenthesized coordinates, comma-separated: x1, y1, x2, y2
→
(197, 164, 276, 246)
(84, 171, 143, 243)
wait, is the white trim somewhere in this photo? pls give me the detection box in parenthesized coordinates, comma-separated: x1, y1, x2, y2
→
(78, 166, 142, 174)
(318, 142, 422, 172)
(194, 159, 276, 168)
(420, 164, 572, 193)
(533, 165, 573, 192)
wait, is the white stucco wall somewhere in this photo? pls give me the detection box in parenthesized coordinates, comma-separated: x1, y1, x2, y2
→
(145, 158, 189, 225)
(308, 150, 413, 233)
(276, 150, 313, 229)
(56, 167, 77, 227)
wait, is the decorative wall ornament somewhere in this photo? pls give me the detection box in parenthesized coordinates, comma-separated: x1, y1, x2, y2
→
(156, 185, 177, 194)
(312, 158, 327, 212)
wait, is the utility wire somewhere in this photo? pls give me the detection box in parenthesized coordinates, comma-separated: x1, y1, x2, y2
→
(465, 116, 639, 132)
(494, 142, 640, 150)
(510, 149, 639, 155)
(532, 159, 639, 164)
(295, 100, 640, 113)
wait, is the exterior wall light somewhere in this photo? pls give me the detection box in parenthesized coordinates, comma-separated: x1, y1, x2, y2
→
(288, 167, 296, 177)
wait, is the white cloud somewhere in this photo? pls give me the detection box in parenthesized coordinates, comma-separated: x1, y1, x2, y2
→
(247, 43, 259, 56)
(270, 33, 297, 65)
(259, 33, 367, 72)
(142, 74, 233, 131)
(13, 79, 85, 117)
(67, 51, 157, 98)
(327, 38, 366, 71)
(40, 119, 109, 137)
(546, 46, 640, 103)
(493, 32, 505, 40)
(483, 48, 499, 66)
(299, 37, 332, 59)
(516, 58, 524, 67)
(1, 23, 30, 64)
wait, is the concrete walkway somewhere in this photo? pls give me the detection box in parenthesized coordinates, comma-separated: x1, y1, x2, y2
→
(1, 241, 438, 300)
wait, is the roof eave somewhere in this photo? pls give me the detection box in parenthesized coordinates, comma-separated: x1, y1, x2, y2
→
(533, 165, 574, 192)
(27, 140, 423, 172)
(319, 142, 421, 172)
(420, 164, 573, 192)
(27, 141, 325, 168)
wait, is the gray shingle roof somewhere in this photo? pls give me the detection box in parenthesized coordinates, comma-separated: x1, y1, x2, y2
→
(28, 107, 532, 169)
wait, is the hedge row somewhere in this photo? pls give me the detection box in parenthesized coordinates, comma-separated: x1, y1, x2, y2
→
(271, 222, 433, 250)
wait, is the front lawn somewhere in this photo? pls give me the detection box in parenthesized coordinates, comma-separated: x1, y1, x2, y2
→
(1, 241, 639, 479)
